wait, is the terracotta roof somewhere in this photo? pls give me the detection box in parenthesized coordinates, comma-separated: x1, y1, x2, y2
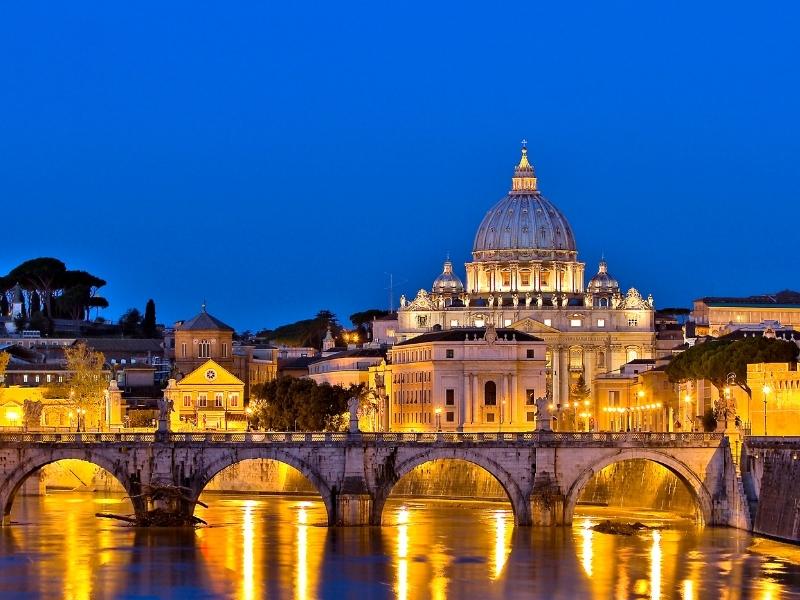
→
(179, 310, 234, 332)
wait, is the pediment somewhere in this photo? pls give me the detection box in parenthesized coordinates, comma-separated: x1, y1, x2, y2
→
(179, 359, 244, 386)
(509, 317, 560, 334)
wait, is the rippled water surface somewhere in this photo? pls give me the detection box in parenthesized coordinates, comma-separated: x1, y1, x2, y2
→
(1, 492, 800, 599)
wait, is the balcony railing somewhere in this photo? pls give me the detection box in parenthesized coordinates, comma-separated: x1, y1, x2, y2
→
(0, 430, 725, 446)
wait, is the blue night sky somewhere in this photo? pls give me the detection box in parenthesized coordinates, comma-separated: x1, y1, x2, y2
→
(2, 2, 799, 331)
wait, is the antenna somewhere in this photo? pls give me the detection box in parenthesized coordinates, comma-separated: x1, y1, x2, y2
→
(384, 272, 408, 313)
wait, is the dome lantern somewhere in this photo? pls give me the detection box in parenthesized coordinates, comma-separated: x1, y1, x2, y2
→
(511, 140, 537, 193)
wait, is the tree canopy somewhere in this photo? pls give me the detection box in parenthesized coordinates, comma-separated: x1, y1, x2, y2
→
(257, 310, 342, 348)
(349, 309, 390, 342)
(249, 375, 360, 431)
(1, 257, 108, 322)
(666, 336, 799, 394)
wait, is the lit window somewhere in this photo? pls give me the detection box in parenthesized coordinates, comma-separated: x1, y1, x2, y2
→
(520, 272, 530, 286)
(570, 319, 582, 327)
(543, 319, 552, 327)
(474, 319, 485, 327)
(23, 375, 28, 383)
(450, 320, 459, 327)
(183, 394, 192, 407)
(501, 272, 511, 287)
(504, 319, 512, 327)
(35, 375, 40, 383)
(215, 393, 223, 407)
(58, 376, 63, 383)
(181, 343, 187, 358)
(387, 328, 395, 337)
(597, 319, 605, 327)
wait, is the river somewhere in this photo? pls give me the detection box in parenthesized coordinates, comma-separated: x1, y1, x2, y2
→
(1, 492, 799, 599)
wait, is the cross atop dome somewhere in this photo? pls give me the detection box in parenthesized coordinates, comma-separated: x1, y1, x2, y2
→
(512, 140, 537, 192)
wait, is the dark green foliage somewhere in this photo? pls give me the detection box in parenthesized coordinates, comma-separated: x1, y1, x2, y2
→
(30, 290, 41, 315)
(142, 299, 157, 338)
(250, 375, 361, 431)
(349, 309, 390, 342)
(119, 308, 143, 337)
(258, 310, 341, 348)
(702, 408, 717, 432)
(666, 337, 799, 394)
(0, 295, 8, 316)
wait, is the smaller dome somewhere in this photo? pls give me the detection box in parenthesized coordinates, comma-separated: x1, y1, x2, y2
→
(432, 260, 464, 294)
(588, 260, 619, 292)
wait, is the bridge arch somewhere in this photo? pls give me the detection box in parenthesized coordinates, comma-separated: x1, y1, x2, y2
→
(372, 448, 529, 525)
(0, 449, 142, 524)
(192, 448, 335, 525)
(563, 449, 713, 526)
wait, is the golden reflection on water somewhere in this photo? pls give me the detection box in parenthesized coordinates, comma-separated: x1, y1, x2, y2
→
(297, 503, 308, 600)
(492, 509, 511, 579)
(241, 501, 255, 600)
(650, 529, 662, 600)
(580, 519, 594, 577)
(395, 505, 409, 600)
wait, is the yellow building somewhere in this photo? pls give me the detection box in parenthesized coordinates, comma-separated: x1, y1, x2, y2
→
(743, 362, 800, 436)
(166, 359, 246, 430)
(592, 362, 678, 432)
(691, 292, 800, 337)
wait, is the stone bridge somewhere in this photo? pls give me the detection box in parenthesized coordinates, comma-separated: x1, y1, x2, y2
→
(0, 431, 749, 529)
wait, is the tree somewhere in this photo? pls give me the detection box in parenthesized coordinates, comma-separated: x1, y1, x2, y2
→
(142, 299, 157, 338)
(59, 343, 107, 429)
(0, 294, 8, 317)
(23, 399, 43, 429)
(666, 337, 799, 396)
(8, 258, 66, 317)
(258, 310, 342, 348)
(0, 352, 10, 384)
(349, 309, 390, 342)
(249, 375, 353, 431)
(119, 308, 143, 337)
(30, 290, 41, 315)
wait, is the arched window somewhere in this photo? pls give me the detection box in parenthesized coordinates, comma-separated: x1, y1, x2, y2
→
(198, 339, 211, 358)
(596, 351, 606, 368)
(626, 347, 639, 363)
(599, 297, 608, 308)
(484, 381, 497, 406)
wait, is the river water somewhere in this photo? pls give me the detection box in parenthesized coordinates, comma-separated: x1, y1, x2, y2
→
(1, 492, 800, 599)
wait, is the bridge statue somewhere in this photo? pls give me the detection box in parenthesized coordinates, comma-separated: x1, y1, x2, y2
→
(534, 395, 552, 431)
(348, 396, 360, 433)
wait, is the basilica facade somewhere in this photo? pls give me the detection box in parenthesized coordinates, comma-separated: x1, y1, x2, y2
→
(395, 145, 656, 411)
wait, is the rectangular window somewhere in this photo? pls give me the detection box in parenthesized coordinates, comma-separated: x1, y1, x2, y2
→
(570, 319, 582, 327)
(446, 349, 454, 359)
(446, 411, 454, 422)
(597, 319, 605, 327)
(526, 389, 536, 404)
(199, 394, 208, 407)
(608, 390, 620, 406)
(215, 393, 223, 408)
(181, 343, 187, 358)
(540, 273, 549, 288)
(501, 272, 511, 287)
(58, 376, 63, 383)
(526, 349, 535, 359)
(504, 319, 512, 327)
(450, 319, 459, 327)
(527, 411, 536, 422)
(229, 393, 239, 407)
(445, 389, 455, 405)
(474, 318, 485, 327)
(47, 374, 52, 383)
(183, 394, 192, 407)
(486, 412, 495, 423)
(520, 272, 530, 286)
(222, 343, 228, 358)
(628, 318, 638, 327)
(543, 319, 552, 327)
(23, 374, 28, 383)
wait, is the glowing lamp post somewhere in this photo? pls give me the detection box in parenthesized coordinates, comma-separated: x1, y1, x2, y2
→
(245, 406, 253, 431)
(762, 384, 771, 436)
(434, 407, 442, 432)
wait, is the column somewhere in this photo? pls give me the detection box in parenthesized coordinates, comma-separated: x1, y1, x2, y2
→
(472, 374, 479, 424)
(502, 374, 509, 424)
(559, 349, 569, 411)
(534, 265, 540, 291)
(552, 346, 561, 406)
(510, 373, 517, 424)
(464, 373, 471, 425)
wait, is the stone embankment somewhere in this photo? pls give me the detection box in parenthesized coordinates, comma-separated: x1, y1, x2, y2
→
(742, 437, 800, 543)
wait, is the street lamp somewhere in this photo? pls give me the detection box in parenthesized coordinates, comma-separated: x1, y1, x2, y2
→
(434, 407, 442, 432)
(683, 394, 693, 432)
(245, 406, 253, 431)
(501, 400, 506, 433)
(762, 383, 771, 436)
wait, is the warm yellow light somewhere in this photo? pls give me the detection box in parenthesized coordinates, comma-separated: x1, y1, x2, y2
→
(637, 390, 645, 398)
(762, 385, 771, 395)
(563, 402, 570, 409)
(5, 409, 19, 422)
(583, 400, 590, 407)
(434, 408, 442, 415)
(245, 407, 253, 415)
(724, 386, 731, 398)
(684, 394, 692, 403)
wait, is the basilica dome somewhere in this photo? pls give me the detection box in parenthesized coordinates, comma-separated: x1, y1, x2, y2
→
(587, 260, 619, 293)
(432, 259, 464, 294)
(472, 146, 577, 261)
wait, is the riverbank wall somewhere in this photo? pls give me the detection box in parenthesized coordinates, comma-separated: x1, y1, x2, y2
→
(742, 437, 800, 543)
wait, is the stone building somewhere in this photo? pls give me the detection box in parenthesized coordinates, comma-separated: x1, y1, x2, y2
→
(396, 144, 656, 409)
(386, 326, 546, 432)
(165, 359, 246, 430)
(690, 291, 800, 337)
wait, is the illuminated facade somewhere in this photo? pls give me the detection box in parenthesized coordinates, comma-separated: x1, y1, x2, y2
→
(397, 145, 656, 410)
(387, 326, 546, 432)
(690, 292, 800, 337)
(165, 359, 246, 430)
(741, 362, 800, 436)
